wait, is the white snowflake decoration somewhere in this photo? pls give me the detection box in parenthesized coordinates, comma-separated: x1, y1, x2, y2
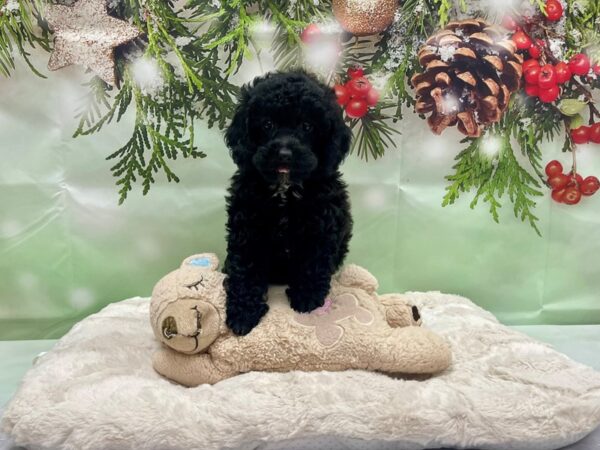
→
(131, 57, 165, 97)
(2, 0, 20, 14)
(439, 45, 456, 63)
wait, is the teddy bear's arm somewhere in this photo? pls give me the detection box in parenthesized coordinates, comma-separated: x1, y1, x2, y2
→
(153, 348, 237, 386)
(335, 264, 378, 294)
(378, 293, 422, 327)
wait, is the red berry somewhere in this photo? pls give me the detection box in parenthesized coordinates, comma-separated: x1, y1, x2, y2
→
(548, 173, 570, 190)
(589, 123, 600, 144)
(563, 186, 582, 205)
(501, 15, 518, 31)
(347, 65, 364, 79)
(334, 84, 350, 106)
(593, 64, 600, 75)
(523, 59, 540, 72)
(566, 172, 584, 187)
(538, 85, 560, 103)
(366, 88, 380, 106)
(555, 61, 572, 84)
(524, 66, 541, 85)
(552, 187, 567, 203)
(545, 160, 563, 177)
(571, 126, 591, 144)
(300, 24, 321, 44)
(538, 64, 557, 89)
(525, 83, 539, 97)
(512, 31, 532, 50)
(528, 43, 542, 59)
(545, 0, 564, 21)
(569, 53, 591, 76)
(581, 176, 600, 196)
(346, 76, 371, 99)
(345, 99, 368, 119)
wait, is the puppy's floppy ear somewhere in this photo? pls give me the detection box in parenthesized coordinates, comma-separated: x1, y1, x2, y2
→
(322, 95, 352, 174)
(225, 86, 251, 167)
(225, 74, 275, 167)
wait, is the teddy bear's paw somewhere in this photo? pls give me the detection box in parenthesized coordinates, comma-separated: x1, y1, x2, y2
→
(287, 285, 327, 313)
(379, 293, 423, 327)
(226, 302, 269, 336)
(411, 305, 421, 323)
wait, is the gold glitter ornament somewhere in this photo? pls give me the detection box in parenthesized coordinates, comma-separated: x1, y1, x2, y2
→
(333, 0, 398, 36)
(44, 0, 142, 86)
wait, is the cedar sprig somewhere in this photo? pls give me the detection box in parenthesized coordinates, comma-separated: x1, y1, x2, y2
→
(0, 0, 49, 77)
(107, 69, 206, 204)
(73, 0, 238, 202)
(442, 138, 543, 236)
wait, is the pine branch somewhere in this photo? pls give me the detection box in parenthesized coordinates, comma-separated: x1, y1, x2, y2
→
(271, 23, 304, 70)
(73, 77, 126, 137)
(349, 103, 399, 161)
(0, 0, 50, 77)
(371, 0, 442, 119)
(268, 0, 329, 70)
(434, 0, 454, 26)
(69, 0, 241, 202)
(443, 115, 544, 235)
(198, 3, 255, 77)
(3, 0, 594, 227)
(106, 69, 206, 204)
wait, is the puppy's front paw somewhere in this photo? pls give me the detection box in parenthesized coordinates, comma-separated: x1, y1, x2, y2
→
(226, 303, 268, 336)
(287, 286, 326, 313)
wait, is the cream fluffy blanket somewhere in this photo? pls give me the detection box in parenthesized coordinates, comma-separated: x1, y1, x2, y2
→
(2, 292, 600, 450)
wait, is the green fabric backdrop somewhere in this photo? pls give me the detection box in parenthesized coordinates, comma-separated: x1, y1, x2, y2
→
(1, 51, 599, 340)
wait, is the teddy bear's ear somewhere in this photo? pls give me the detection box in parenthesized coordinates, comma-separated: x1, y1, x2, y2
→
(180, 253, 219, 271)
(336, 264, 379, 294)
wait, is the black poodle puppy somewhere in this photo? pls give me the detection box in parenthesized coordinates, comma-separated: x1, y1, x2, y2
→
(223, 70, 353, 336)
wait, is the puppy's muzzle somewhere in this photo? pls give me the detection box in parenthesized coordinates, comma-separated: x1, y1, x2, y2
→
(277, 148, 292, 178)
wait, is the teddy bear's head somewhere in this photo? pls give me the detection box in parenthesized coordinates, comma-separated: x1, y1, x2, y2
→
(149, 254, 226, 355)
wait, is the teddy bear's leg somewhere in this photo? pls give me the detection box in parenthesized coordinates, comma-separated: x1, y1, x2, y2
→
(379, 294, 422, 327)
(373, 327, 451, 375)
(152, 348, 237, 386)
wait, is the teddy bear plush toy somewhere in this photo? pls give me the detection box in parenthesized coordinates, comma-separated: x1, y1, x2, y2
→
(149, 254, 451, 386)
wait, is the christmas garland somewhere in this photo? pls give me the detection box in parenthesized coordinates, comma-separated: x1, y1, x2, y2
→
(1, 0, 599, 234)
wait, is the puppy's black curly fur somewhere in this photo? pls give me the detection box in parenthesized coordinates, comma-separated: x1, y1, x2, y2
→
(223, 70, 353, 336)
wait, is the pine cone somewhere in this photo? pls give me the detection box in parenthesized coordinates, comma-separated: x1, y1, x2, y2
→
(411, 19, 523, 137)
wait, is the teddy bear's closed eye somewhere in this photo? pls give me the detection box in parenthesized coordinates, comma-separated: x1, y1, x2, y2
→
(185, 276, 205, 291)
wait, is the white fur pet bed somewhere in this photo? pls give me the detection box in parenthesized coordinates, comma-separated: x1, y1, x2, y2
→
(2, 292, 600, 450)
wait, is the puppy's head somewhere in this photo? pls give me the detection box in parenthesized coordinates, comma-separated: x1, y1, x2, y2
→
(225, 70, 352, 184)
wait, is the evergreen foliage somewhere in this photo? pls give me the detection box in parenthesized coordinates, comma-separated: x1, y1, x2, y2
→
(1, 0, 599, 231)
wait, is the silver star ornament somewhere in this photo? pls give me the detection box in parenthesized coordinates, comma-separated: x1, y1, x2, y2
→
(44, 0, 143, 86)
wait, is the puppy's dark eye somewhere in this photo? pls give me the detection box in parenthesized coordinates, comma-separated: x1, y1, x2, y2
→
(263, 120, 274, 131)
(302, 122, 313, 132)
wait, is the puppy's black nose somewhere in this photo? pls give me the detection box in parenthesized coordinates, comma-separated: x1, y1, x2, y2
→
(279, 148, 292, 162)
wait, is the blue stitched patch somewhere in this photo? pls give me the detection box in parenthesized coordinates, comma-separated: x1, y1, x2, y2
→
(188, 257, 211, 267)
